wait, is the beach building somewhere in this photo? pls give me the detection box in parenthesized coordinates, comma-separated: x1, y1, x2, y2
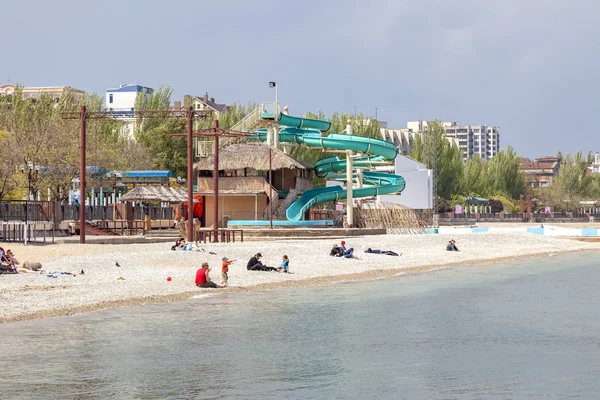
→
(0, 83, 85, 103)
(105, 84, 154, 138)
(193, 142, 313, 227)
(518, 156, 561, 187)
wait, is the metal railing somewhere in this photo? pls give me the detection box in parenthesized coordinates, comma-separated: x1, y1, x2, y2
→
(231, 106, 263, 132)
(61, 205, 174, 221)
(0, 201, 54, 222)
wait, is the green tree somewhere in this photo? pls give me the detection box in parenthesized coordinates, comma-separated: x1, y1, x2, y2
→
(483, 146, 526, 199)
(461, 155, 484, 196)
(411, 120, 464, 201)
(553, 151, 592, 197)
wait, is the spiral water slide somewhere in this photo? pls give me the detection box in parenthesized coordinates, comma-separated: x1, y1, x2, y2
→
(252, 113, 406, 221)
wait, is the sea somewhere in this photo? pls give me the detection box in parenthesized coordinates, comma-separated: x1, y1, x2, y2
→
(1, 251, 600, 399)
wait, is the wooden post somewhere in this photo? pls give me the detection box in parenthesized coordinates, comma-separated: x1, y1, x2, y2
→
(79, 106, 86, 244)
(187, 106, 194, 243)
(213, 119, 220, 242)
(269, 147, 273, 229)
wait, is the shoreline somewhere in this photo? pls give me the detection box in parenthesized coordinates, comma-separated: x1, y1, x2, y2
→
(2, 246, 595, 324)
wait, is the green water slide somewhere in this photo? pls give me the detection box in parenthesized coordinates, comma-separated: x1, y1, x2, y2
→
(252, 113, 406, 221)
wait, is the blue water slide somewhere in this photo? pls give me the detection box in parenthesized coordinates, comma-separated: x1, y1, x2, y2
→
(250, 114, 406, 221)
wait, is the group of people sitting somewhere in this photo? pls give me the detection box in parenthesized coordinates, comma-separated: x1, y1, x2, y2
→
(195, 252, 290, 289)
(0, 247, 43, 274)
(446, 239, 460, 251)
(330, 241, 359, 259)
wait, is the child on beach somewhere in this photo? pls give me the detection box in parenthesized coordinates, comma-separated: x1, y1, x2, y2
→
(280, 255, 289, 273)
(221, 257, 234, 285)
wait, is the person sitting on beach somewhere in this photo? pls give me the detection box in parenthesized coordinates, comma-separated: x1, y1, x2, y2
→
(364, 248, 400, 256)
(330, 244, 343, 257)
(247, 253, 281, 272)
(446, 240, 459, 251)
(339, 241, 359, 259)
(280, 255, 290, 273)
(195, 262, 220, 288)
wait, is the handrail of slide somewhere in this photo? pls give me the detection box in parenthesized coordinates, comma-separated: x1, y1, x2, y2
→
(251, 114, 406, 221)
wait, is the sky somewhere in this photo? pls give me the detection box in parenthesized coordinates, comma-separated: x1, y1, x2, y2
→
(2, 0, 599, 158)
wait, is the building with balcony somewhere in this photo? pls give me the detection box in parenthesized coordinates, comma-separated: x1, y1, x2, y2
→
(404, 120, 501, 161)
(518, 156, 561, 187)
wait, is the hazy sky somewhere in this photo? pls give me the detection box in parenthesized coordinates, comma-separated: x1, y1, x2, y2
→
(2, 0, 599, 157)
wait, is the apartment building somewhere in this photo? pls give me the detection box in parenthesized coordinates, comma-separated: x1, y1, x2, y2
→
(404, 120, 500, 161)
(380, 125, 460, 156)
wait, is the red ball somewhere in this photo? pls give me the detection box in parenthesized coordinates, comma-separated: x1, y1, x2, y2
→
(167, 277, 172, 282)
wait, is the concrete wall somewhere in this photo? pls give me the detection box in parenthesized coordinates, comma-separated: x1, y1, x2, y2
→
(378, 169, 432, 209)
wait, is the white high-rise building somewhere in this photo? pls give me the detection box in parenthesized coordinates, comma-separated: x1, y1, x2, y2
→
(403, 121, 501, 161)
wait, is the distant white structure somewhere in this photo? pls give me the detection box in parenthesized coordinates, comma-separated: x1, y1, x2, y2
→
(375, 155, 433, 209)
(588, 152, 600, 174)
(105, 84, 153, 138)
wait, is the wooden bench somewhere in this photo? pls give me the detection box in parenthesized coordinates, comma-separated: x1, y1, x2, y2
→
(194, 229, 243, 243)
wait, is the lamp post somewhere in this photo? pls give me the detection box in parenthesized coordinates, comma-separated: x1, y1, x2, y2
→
(269, 81, 278, 115)
(20, 161, 40, 201)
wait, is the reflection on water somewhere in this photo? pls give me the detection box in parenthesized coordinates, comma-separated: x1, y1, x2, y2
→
(2, 251, 600, 399)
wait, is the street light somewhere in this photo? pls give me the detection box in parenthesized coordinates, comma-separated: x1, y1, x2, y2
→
(269, 81, 278, 115)
(19, 161, 40, 200)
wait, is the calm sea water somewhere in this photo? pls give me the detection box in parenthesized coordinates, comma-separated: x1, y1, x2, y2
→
(2, 251, 600, 399)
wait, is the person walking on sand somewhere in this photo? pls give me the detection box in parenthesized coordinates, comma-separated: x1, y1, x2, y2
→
(195, 262, 220, 288)
(221, 257, 234, 285)
(280, 255, 290, 273)
(446, 239, 459, 251)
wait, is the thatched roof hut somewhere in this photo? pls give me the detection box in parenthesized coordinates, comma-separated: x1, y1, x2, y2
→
(193, 142, 312, 171)
(121, 186, 193, 203)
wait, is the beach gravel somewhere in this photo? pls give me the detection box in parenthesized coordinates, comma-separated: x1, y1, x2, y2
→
(1, 232, 598, 323)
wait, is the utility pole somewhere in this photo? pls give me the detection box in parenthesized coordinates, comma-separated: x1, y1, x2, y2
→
(424, 122, 438, 227)
(346, 119, 354, 227)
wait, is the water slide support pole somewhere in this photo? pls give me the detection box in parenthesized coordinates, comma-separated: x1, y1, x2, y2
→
(346, 119, 353, 227)
(267, 125, 273, 147)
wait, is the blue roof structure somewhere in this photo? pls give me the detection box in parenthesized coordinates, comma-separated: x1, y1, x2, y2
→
(106, 84, 154, 93)
(122, 170, 173, 178)
(465, 197, 488, 205)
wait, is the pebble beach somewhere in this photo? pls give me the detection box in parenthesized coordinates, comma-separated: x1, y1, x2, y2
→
(2, 232, 599, 323)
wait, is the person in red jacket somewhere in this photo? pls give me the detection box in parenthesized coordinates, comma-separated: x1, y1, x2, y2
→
(195, 262, 219, 288)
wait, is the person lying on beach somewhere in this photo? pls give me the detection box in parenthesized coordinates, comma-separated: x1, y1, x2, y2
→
(446, 240, 459, 251)
(195, 262, 220, 288)
(17, 260, 43, 273)
(246, 253, 281, 272)
(364, 248, 400, 256)
(172, 238, 185, 251)
(340, 241, 359, 259)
